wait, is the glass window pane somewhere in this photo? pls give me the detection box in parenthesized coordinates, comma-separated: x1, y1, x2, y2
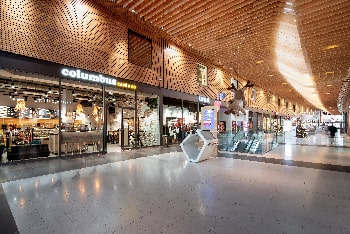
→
(60, 79, 103, 155)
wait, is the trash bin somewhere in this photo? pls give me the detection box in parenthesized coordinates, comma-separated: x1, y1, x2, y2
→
(162, 135, 169, 147)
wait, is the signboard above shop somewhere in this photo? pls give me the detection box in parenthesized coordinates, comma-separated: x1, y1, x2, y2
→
(198, 96, 210, 104)
(61, 68, 137, 91)
(117, 82, 137, 90)
(61, 68, 117, 86)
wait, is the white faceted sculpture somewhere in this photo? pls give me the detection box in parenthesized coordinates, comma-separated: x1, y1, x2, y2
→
(180, 130, 217, 163)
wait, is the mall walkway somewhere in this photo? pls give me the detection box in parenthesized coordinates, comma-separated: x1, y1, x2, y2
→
(0, 133, 350, 234)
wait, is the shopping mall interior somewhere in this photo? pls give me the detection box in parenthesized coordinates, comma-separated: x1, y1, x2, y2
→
(0, 0, 350, 233)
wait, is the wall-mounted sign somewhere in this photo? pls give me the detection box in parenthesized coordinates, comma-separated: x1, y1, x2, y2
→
(61, 68, 117, 86)
(214, 100, 221, 110)
(198, 96, 210, 103)
(219, 93, 226, 100)
(117, 82, 137, 90)
(197, 63, 208, 86)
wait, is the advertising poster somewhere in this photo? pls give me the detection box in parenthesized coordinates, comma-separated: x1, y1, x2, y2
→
(203, 109, 214, 130)
(232, 121, 236, 132)
(219, 121, 226, 133)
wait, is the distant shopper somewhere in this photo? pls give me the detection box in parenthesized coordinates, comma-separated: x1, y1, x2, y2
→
(328, 124, 337, 138)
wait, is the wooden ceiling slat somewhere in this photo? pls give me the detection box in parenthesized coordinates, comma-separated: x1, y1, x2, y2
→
(150, 0, 190, 25)
(144, 0, 184, 20)
(296, 0, 347, 13)
(170, 1, 281, 39)
(135, 0, 157, 16)
(166, 0, 258, 34)
(181, 9, 279, 45)
(139, 0, 167, 20)
(123, 0, 135, 8)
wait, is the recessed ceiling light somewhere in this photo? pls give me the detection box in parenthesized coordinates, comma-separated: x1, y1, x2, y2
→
(325, 92, 331, 95)
(256, 60, 264, 64)
(326, 84, 333, 87)
(282, 82, 288, 85)
(325, 71, 334, 74)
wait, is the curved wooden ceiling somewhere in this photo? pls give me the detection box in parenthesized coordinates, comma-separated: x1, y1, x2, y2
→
(98, 0, 350, 114)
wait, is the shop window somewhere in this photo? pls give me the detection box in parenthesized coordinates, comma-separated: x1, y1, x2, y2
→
(0, 76, 59, 162)
(60, 79, 104, 155)
(105, 88, 160, 149)
(163, 97, 198, 143)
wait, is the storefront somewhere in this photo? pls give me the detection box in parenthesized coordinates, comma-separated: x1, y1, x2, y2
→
(162, 95, 212, 144)
(0, 51, 160, 162)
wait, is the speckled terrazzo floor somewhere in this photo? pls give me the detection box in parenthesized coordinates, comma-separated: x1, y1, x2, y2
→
(1, 134, 350, 234)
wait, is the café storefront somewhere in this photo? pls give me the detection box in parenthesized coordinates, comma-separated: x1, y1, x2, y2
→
(0, 51, 160, 161)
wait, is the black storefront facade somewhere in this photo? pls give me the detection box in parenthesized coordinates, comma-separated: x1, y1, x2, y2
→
(0, 51, 214, 162)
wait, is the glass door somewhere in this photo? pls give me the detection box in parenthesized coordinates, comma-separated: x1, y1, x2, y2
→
(121, 107, 135, 149)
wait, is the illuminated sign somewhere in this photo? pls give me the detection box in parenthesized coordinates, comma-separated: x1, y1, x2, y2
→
(61, 68, 117, 86)
(219, 93, 226, 100)
(198, 96, 210, 103)
(203, 109, 215, 130)
(214, 101, 221, 110)
(116, 82, 137, 90)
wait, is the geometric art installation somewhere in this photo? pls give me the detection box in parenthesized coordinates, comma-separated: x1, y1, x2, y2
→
(180, 130, 217, 163)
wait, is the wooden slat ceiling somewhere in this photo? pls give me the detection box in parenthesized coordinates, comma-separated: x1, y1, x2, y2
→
(97, 0, 350, 114)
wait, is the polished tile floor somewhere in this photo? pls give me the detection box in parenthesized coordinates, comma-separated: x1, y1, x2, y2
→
(1, 133, 350, 234)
